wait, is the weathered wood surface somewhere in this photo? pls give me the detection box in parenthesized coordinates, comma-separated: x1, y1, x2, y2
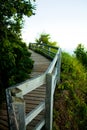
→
(30, 50, 51, 77)
(26, 50, 50, 130)
(0, 50, 51, 130)
(0, 103, 8, 130)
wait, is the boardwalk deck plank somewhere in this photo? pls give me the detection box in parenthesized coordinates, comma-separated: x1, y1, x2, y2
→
(0, 50, 51, 130)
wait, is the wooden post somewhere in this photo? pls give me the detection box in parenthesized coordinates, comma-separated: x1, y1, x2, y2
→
(45, 73, 54, 130)
(6, 89, 19, 130)
(6, 88, 26, 130)
(56, 49, 61, 84)
(12, 97, 26, 130)
(48, 47, 51, 56)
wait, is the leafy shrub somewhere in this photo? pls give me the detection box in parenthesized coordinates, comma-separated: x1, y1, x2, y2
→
(53, 52, 87, 130)
(0, 39, 34, 105)
(74, 44, 87, 68)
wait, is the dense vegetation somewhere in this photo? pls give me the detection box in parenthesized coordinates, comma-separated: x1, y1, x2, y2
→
(0, 0, 36, 104)
(74, 44, 87, 68)
(53, 48, 87, 130)
(35, 33, 57, 46)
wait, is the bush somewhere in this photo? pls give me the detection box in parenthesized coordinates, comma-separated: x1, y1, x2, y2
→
(53, 52, 87, 130)
(74, 44, 87, 68)
(0, 39, 34, 104)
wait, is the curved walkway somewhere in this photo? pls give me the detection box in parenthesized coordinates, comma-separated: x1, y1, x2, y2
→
(0, 50, 51, 130)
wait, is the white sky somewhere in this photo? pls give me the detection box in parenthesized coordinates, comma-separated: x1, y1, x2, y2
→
(22, 0, 87, 54)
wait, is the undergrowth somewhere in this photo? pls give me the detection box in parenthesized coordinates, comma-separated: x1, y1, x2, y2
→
(53, 52, 87, 130)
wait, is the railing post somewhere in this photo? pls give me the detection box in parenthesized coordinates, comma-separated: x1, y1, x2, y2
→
(48, 47, 51, 56)
(6, 88, 26, 130)
(45, 73, 54, 130)
(56, 49, 61, 83)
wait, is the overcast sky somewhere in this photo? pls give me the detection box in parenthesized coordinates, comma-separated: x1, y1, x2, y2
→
(22, 0, 87, 54)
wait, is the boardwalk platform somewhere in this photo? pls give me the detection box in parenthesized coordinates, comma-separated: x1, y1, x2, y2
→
(0, 50, 51, 130)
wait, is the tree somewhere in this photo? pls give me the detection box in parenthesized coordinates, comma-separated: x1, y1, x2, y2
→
(0, 0, 36, 103)
(74, 44, 87, 68)
(35, 33, 57, 46)
(0, 0, 35, 36)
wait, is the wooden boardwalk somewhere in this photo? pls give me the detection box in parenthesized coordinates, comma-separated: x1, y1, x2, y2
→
(0, 50, 51, 130)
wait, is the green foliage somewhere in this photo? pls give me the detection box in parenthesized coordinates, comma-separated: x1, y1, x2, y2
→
(35, 33, 50, 44)
(35, 33, 57, 46)
(0, 0, 36, 104)
(53, 52, 87, 130)
(0, 38, 34, 104)
(0, 0, 35, 36)
(74, 44, 87, 68)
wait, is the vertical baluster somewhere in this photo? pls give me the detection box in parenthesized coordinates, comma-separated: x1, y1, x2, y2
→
(45, 73, 54, 130)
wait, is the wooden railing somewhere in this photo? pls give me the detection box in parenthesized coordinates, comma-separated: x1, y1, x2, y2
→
(6, 43, 61, 130)
(29, 43, 58, 59)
